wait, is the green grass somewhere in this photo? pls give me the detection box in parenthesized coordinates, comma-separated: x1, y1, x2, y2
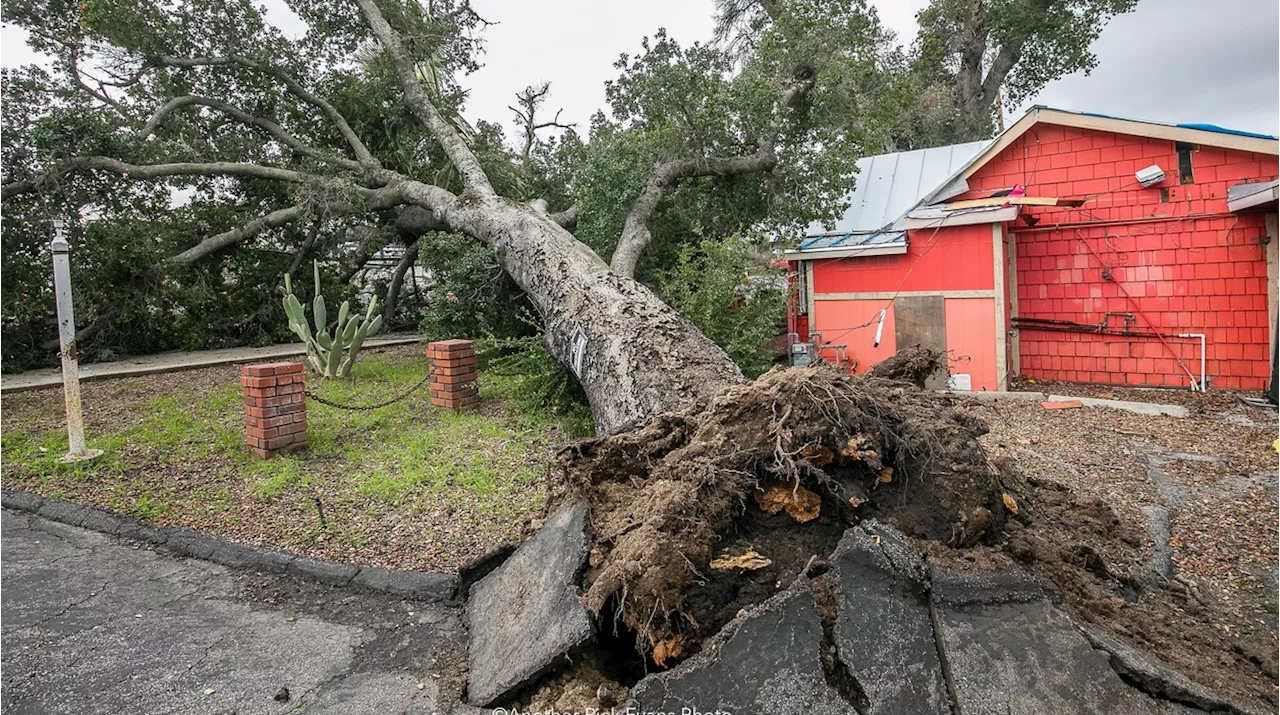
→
(0, 348, 577, 568)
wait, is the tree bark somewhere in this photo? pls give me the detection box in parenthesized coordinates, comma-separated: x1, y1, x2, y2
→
(426, 190, 746, 434)
(6, 1, 753, 436)
(382, 238, 420, 326)
(351, 0, 745, 432)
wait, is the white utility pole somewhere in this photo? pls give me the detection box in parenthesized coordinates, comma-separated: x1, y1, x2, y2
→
(51, 220, 103, 463)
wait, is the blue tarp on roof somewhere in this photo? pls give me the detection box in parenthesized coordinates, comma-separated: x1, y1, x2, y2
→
(1060, 107, 1278, 141)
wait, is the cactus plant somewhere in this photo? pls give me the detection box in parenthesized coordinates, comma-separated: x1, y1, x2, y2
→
(283, 261, 383, 378)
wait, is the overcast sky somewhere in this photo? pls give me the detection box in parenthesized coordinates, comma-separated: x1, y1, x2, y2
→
(3, 0, 1277, 143)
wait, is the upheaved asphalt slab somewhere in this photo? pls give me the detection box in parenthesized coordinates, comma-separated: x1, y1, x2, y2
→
(829, 523, 949, 715)
(465, 500, 593, 707)
(0, 509, 471, 715)
(629, 584, 851, 714)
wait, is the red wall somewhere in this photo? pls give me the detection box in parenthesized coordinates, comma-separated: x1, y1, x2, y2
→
(969, 124, 1276, 390)
(810, 223, 994, 294)
(803, 223, 1002, 390)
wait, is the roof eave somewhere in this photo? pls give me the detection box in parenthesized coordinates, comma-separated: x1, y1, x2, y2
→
(903, 205, 1018, 230)
(1227, 182, 1280, 212)
(783, 243, 908, 261)
(961, 107, 1280, 183)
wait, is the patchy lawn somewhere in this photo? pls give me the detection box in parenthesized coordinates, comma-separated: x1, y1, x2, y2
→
(1, 345, 583, 572)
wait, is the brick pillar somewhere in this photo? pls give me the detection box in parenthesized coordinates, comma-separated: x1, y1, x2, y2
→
(428, 340, 479, 409)
(242, 362, 308, 458)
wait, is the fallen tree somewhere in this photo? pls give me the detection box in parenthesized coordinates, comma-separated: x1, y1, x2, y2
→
(4, 0, 858, 432)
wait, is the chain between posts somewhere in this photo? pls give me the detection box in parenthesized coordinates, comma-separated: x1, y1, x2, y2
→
(303, 371, 433, 411)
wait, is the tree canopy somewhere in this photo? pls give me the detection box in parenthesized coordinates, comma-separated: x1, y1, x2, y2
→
(1, 0, 1134, 376)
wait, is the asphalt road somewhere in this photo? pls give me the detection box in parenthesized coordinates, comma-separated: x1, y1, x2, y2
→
(1, 509, 473, 714)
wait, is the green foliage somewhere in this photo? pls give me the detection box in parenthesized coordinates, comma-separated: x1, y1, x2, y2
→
(415, 232, 534, 342)
(908, 0, 1139, 143)
(479, 332, 594, 438)
(572, 4, 900, 278)
(658, 238, 785, 379)
(283, 261, 382, 378)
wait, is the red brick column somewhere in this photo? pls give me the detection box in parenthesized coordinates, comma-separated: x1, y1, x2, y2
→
(428, 340, 479, 409)
(242, 362, 307, 458)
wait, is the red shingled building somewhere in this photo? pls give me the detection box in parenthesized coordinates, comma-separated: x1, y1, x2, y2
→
(785, 107, 1279, 392)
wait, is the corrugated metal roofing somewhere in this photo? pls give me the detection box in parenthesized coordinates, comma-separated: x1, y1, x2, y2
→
(803, 140, 990, 239)
(800, 231, 906, 251)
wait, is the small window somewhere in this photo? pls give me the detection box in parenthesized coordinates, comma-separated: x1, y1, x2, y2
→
(1176, 142, 1198, 184)
(797, 261, 809, 315)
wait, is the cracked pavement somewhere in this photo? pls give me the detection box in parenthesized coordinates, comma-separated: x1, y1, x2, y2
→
(1, 509, 473, 714)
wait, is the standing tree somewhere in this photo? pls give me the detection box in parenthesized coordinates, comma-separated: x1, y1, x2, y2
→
(711, 0, 1140, 148)
(909, 0, 1139, 142)
(1, 0, 891, 434)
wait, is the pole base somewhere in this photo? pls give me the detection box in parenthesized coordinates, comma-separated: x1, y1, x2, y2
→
(59, 448, 104, 464)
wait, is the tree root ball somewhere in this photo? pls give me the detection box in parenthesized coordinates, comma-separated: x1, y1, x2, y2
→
(553, 364, 1007, 660)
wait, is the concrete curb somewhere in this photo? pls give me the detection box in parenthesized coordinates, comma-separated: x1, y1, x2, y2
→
(1044, 394, 1189, 418)
(943, 390, 1190, 418)
(0, 335, 425, 394)
(1, 491, 456, 603)
(945, 390, 1048, 402)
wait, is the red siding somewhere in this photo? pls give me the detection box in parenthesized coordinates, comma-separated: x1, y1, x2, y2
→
(811, 223, 995, 294)
(813, 299, 895, 371)
(945, 298, 999, 391)
(969, 125, 1276, 390)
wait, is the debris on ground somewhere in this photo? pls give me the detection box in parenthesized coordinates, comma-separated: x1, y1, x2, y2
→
(865, 346, 945, 388)
(496, 357, 1277, 714)
(1041, 399, 1084, 409)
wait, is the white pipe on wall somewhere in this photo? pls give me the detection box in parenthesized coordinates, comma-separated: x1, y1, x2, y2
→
(1175, 333, 1206, 391)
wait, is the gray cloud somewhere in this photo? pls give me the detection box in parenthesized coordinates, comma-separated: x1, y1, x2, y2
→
(1016, 0, 1279, 135)
(3, 0, 1274, 143)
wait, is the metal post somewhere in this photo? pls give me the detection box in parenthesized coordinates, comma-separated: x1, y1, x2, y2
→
(51, 220, 102, 463)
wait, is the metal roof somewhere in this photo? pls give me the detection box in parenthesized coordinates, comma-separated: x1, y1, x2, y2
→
(782, 230, 906, 261)
(803, 140, 991, 239)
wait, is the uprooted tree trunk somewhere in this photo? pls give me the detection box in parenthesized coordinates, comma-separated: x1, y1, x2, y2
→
(2, 0, 754, 436)
(413, 192, 747, 434)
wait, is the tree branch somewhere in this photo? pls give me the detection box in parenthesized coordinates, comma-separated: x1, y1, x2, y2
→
(287, 218, 324, 280)
(353, 0, 495, 195)
(163, 181, 416, 268)
(152, 55, 378, 168)
(163, 203, 313, 267)
(141, 96, 363, 171)
(511, 84, 575, 159)
(1, 156, 337, 199)
(609, 75, 812, 277)
(382, 238, 421, 325)
(550, 203, 580, 230)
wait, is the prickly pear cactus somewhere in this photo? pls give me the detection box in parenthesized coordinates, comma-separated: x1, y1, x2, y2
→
(282, 261, 383, 378)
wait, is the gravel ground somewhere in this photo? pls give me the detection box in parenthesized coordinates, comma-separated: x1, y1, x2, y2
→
(965, 387, 1278, 705)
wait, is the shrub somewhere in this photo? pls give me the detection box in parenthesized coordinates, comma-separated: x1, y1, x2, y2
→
(479, 329, 594, 438)
(658, 237, 785, 379)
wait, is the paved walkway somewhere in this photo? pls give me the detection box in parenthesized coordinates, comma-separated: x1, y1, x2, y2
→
(0, 510, 473, 714)
(0, 336, 424, 394)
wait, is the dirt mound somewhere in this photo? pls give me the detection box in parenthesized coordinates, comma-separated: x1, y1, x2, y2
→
(866, 346, 946, 388)
(555, 364, 1006, 662)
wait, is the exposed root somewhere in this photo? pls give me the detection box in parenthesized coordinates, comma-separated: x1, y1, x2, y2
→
(555, 364, 1005, 661)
